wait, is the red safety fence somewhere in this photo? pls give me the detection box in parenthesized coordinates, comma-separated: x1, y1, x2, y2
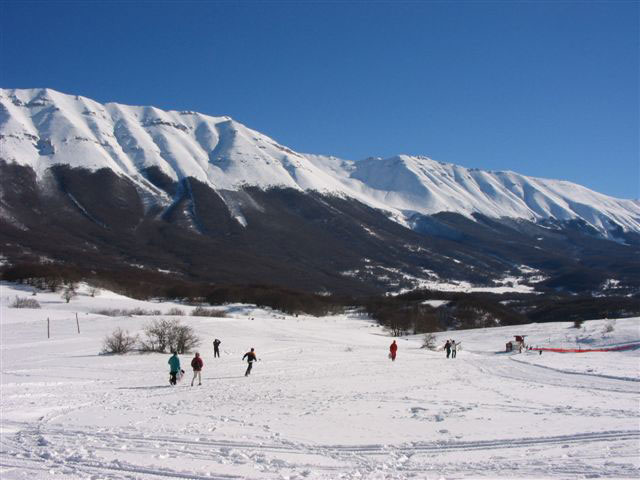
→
(530, 343, 640, 353)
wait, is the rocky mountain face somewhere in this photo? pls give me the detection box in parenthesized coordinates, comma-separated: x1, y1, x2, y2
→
(1, 88, 639, 296)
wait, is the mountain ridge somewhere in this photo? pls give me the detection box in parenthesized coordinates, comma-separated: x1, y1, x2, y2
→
(1, 87, 638, 240)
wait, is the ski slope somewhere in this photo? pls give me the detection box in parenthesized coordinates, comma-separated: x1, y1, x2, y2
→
(1, 282, 639, 479)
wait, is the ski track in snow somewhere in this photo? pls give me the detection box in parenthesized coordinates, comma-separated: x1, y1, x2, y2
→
(2, 423, 639, 479)
(507, 356, 640, 384)
(1, 284, 639, 479)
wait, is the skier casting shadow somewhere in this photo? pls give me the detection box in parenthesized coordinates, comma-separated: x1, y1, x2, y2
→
(242, 347, 258, 376)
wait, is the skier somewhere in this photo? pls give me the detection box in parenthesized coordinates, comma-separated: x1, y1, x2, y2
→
(190, 352, 204, 386)
(168, 351, 181, 385)
(389, 340, 398, 361)
(444, 340, 451, 358)
(451, 340, 457, 358)
(242, 347, 257, 376)
(213, 338, 221, 358)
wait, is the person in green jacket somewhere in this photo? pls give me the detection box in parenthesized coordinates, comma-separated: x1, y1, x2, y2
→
(168, 351, 181, 385)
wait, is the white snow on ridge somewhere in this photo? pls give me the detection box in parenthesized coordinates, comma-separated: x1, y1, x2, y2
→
(1, 282, 639, 479)
(1, 87, 639, 237)
(313, 154, 640, 237)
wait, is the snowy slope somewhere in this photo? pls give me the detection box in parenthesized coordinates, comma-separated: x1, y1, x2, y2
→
(1, 87, 639, 237)
(1, 282, 639, 479)
(0, 88, 346, 194)
(344, 155, 640, 235)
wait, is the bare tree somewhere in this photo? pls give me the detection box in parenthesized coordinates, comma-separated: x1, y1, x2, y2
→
(172, 323, 200, 354)
(102, 328, 138, 354)
(88, 286, 100, 297)
(421, 332, 437, 350)
(140, 319, 174, 352)
(46, 277, 62, 292)
(191, 306, 226, 317)
(140, 319, 201, 354)
(61, 285, 77, 303)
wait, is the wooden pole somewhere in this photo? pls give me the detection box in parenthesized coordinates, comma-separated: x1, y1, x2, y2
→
(47, 318, 50, 339)
(76, 313, 80, 334)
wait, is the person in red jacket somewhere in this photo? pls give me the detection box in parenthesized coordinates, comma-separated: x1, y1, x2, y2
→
(389, 340, 398, 361)
(190, 352, 203, 386)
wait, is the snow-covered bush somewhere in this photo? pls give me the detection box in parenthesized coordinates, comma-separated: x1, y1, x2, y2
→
(88, 286, 100, 297)
(102, 328, 138, 354)
(9, 296, 41, 309)
(166, 307, 185, 316)
(191, 306, 226, 317)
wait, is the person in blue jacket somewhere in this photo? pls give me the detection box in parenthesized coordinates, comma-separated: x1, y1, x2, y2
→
(168, 351, 181, 385)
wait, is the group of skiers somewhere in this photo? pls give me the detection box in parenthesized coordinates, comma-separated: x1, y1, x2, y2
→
(170, 337, 460, 385)
(168, 338, 258, 386)
(444, 339, 459, 358)
(389, 338, 463, 360)
(388, 339, 461, 361)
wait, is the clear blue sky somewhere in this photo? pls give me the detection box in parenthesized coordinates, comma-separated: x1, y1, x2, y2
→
(1, 0, 638, 199)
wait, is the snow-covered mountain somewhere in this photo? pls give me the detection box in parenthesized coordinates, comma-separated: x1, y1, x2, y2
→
(1, 87, 638, 238)
(1, 87, 639, 296)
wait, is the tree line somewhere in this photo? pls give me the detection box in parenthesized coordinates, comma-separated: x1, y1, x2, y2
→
(3, 262, 639, 335)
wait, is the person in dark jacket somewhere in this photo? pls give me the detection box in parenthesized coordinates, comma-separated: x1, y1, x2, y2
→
(444, 340, 451, 359)
(191, 352, 203, 386)
(242, 348, 257, 376)
(168, 351, 181, 385)
(389, 340, 398, 361)
(213, 338, 221, 358)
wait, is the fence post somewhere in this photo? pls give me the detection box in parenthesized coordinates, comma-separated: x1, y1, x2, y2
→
(47, 318, 50, 339)
(76, 313, 80, 334)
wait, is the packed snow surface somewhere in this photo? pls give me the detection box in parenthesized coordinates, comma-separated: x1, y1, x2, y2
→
(1, 283, 639, 479)
(1, 88, 639, 237)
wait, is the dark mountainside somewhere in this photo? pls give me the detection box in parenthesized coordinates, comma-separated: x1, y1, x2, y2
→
(2, 160, 639, 332)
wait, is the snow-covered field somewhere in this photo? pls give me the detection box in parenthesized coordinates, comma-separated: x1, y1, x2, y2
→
(1, 282, 638, 479)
